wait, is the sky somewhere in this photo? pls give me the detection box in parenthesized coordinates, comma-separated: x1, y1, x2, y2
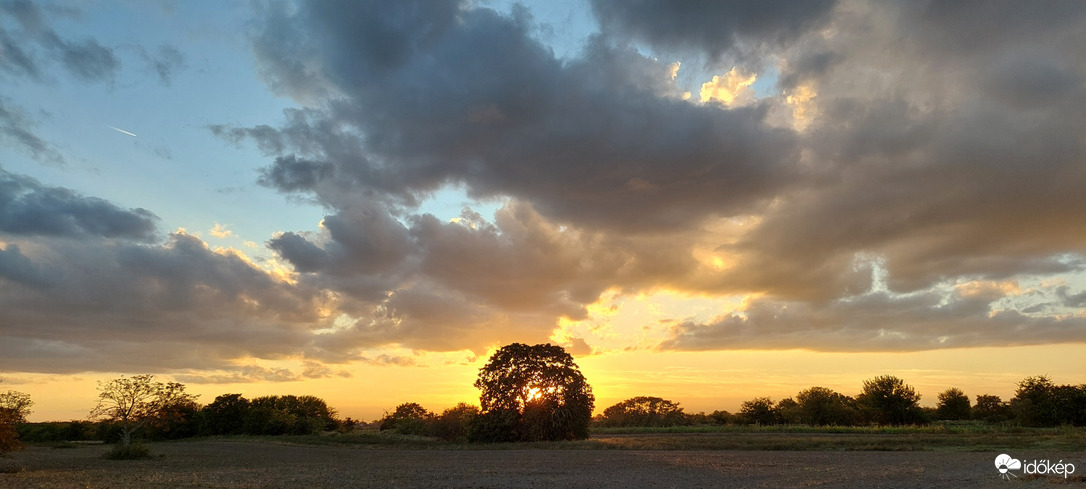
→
(1, 0, 1085, 422)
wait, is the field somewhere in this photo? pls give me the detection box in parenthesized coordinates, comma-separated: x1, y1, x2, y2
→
(2, 428, 1084, 488)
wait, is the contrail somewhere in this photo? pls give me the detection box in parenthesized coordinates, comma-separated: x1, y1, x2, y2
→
(108, 126, 137, 137)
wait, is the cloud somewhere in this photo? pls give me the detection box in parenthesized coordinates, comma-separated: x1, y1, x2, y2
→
(7, 0, 1086, 380)
(172, 361, 350, 384)
(1, 1, 125, 166)
(1056, 286, 1086, 308)
(0, 0, 120, 83)
(589, 0, 838, 60)
(0, 172, 331, 373)
(0, 168, 159, 240)
(0, 98, 64, 165)
(659, 280, 1086, 352)
(209, 223, 232, 238)
(140, 44, 185, 85)
(234, 1, 800, 233)
(206, 0, 1086, 358)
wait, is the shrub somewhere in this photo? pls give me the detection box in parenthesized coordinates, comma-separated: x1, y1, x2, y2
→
(468, 408, 520, 443)
(103, 441, 152, 460)
(430, 403, 478, 442)
(0, 421, 21, 453)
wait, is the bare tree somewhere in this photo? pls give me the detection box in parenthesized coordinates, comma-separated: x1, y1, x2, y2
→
(89, 375, 198, 446)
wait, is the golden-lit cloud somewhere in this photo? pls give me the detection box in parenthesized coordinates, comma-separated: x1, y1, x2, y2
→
(210, 223, 233, 238)
(699, 67, 757, 105)
(785, 83, 818, 130)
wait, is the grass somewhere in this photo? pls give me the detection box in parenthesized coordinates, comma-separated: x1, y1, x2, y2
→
(201, 424, 1086, 452)
(103, 442, 155, 460)
(590, 421, 1033, 435)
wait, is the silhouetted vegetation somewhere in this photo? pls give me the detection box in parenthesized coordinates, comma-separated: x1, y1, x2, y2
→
(472, 343, 594, 442)
(973, 394, 1011, 423)
(379, 402, 433, 436)
(89, 375, 199, 446)
(737, 397, 779, 425)
(11, 369, 1086, 448)
(935, 388, 971, 421)
(0, 380, 33, 453)
(856, 375, 924, 425)
(103, 441, 152, 460)
(1010, 375, 1086, 427)
(599, 396, 686, 427)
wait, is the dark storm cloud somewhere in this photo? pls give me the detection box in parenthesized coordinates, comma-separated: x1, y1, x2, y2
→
(220, 0, 1086, 356)
(0, 168, 159, 240)
(0, 168, 337, 373)
(238, 0, 800, 232)
(0, 229, 331, 373)
(590, 0, 838, 58)
(0, 243, 51, 288)
(714, 0, 1086, 297)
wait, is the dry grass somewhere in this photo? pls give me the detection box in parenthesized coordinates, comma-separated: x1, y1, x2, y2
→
(0, 432, 1082, 488)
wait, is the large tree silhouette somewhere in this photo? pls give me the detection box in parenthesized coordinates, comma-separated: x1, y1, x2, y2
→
(89, 375, 198, 446)
(473, 343, 593, 441)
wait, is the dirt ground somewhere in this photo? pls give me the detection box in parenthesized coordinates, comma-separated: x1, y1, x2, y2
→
(1, 440, 1083, 488)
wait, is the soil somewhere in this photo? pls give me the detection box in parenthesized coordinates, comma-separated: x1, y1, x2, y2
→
(1, 440, 1083, 488)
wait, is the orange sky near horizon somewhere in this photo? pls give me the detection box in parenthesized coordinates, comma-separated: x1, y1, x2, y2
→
(9, 344, 1084, 423)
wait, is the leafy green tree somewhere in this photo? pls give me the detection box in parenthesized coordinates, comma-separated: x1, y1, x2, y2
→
(856, 375, 923, 425)
(935, 388, 971, 420)
(600, 396, 686, 427)
(473, 343, 594, 441)
(89, 375, 198, 446)
(379, 402, 433, 436)
(737, 397, 777, 425)
(795, 387, 860, 426)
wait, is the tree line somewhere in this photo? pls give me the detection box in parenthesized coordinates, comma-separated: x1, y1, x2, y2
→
(3, 344, 1086, 454)
(594, 374, 1086, 428)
